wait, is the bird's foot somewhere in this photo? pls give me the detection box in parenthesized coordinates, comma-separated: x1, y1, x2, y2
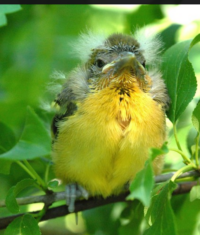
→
(66, 183, 89, 212)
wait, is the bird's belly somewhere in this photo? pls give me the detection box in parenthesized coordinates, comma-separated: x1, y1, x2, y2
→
(53, 87, 166, 197)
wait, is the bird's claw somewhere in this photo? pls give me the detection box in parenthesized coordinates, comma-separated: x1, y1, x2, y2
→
(66, 183, 89, 212)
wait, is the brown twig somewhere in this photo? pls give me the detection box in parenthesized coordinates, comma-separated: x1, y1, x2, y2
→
(1, 170, 199, 208)
(0, 170, 199, 229)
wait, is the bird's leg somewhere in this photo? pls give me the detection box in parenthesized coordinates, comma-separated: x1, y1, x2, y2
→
(65, 183, 89, 212)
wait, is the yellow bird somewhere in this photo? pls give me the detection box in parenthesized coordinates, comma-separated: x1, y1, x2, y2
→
(51, 29, 170, 212)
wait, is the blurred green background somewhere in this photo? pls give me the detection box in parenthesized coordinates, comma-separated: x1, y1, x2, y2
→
(0, 4, 200, 235)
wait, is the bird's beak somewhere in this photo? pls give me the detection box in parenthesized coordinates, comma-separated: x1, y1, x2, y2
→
(102, 53, 146, 81)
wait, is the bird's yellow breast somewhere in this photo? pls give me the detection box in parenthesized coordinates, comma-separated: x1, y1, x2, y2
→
(53, 81, 166, 197)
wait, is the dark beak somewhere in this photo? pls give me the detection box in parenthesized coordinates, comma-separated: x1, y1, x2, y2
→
(102, 52, 146, 81)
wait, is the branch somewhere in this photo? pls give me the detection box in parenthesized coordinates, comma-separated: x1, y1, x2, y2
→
(0, 191, 65, 208)
(0, 193, 128, 229)
(154, 170, 200, 183)
(1, 170, 199, 208)
(0, 170, 199, 229)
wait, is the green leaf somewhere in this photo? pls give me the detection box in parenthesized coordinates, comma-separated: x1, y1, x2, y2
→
(119, 201, 144, 235)
(187, 127, 200, 155)
(0, 122, 16, 153)
(5, 187, 19, 214)
(144, 181, 177, 235)
(0, 13, 6, 26)
(120, 205, 132, 220)
(127, 144, 168, 206)
(0, 122, 16, 174)
(190, 185, 200, 202)
(126, 5, 164, 29)
(6, 178, 36, 213)
(192, 101, 200, 132)
(0, 5, 21, 27)
(0, 159, 12, 174)
(150, 143, 169, 161)
(83, 203, 120, 235)
(48, 180, 59, 189)
(162, 34, 200, 123)
(160, 24, 181, 51)
(4, 214, 41, 235)
(126, 159, 154, 207)
(171, 194, 200, 234)
(0, 106, 51, 160)
(0, 5, 21, 14)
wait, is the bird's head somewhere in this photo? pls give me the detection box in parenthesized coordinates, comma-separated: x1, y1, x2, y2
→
(50, 29, 169, 111)
(74, 32, 161, 93)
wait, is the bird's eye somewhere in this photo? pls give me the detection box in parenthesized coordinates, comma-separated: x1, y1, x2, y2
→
(95, 59, 105, 68)
(142, 61, 146, 68)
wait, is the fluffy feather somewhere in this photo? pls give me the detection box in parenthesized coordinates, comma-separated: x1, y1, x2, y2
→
(133, 27, 163, 66)
(48, 70, 67, 95)
(53, 81, 166, 196)
(70, 30, 107, 62)
(70, 28, 163, 66)
(39, 70, 66, 112)
(149, 69, 170, 110)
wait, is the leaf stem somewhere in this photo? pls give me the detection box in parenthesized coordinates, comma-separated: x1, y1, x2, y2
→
(16, 161, 47, 192)
(175, 176, 196, 182)
(171, 165, 194, 182)
(44, 163, 50, 184)
(170, 148, 192, 165)
(35, 204, 49, 222)
(162, 168, 178, 173)
(23, 160, 47, 191)
(16, 161, 36, 180)
(173, 123, 183, 151)
(195, 133, 200, 167)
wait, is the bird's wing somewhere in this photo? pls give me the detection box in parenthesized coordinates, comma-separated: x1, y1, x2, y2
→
(51, 66, 90, 140)
(51, 101, 77, 139)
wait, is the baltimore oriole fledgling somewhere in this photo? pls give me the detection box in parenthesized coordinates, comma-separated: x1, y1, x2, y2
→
(51, 29, 170, 212)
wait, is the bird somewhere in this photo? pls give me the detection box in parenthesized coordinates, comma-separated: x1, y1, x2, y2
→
(51, 29, 170, 212)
